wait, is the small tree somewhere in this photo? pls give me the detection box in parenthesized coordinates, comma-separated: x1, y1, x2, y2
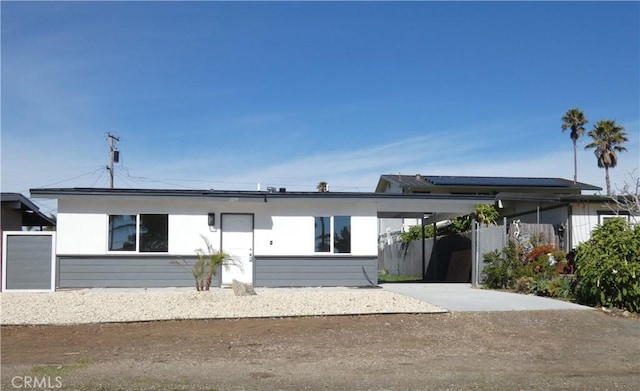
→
(316, 181, 329, 192)
(174, 235, 235, 291)
(607, 170, 640, 218)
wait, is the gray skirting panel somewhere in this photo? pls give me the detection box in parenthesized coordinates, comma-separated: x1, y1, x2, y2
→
(57, 255, 377, 289)
(57, 256, 221, 289)
(254, 256, 378, 287)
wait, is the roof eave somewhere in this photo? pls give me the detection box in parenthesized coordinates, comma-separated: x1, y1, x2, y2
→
(30, 187, 495, 203)
(1, 192, 56, 226)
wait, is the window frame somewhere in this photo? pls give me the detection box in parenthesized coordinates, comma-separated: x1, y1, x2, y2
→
(597, 210, 630, 225)
(107, 213, 169, 253)
(314, 215, 351, 254)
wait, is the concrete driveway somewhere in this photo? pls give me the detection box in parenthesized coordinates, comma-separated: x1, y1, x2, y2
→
(381, 283, 592, 312)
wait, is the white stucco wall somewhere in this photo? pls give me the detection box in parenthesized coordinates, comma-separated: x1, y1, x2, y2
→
(255, 215, 311, 255)
(169, 214, 219, 255)
(55, 197, 380, 257)
(56, 212, 107, 255)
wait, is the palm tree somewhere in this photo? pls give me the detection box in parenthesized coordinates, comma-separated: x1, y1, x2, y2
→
(561, 108, 588, 183)
(585, 119, 628, 195)
(316, 181, 329, 192)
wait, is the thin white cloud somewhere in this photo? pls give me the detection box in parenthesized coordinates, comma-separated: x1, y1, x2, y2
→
(6, 117, 638, 199)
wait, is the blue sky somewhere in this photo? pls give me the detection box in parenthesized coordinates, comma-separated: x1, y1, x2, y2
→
(2, 1, 639, 215)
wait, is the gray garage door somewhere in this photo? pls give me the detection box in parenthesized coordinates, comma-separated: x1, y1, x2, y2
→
(3, 233, 54, 291)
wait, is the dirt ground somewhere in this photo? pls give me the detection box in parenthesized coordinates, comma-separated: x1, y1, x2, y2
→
(2, 309, 639, 391)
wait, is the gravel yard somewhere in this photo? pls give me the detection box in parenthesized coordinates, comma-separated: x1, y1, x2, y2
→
(0, 287, 445, 325)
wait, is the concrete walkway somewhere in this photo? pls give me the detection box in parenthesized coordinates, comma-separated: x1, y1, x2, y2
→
(381, 283, 592, 312)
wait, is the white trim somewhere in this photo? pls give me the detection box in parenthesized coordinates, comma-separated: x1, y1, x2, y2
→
(598, 213, 630, 225)
(2, 231, 56, 292)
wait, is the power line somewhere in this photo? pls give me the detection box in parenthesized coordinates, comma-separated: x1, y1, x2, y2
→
(29, 167, 105, 190)
(109, 162, 370, 192)
(90, 169, 107, 188)
(114, 171, 137, 188)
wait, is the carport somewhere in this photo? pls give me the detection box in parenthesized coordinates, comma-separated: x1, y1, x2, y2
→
(376, 194, 494, 285)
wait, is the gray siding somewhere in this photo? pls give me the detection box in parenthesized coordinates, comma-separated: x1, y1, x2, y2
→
(58, 256, 221, 289)
(5, 235, 53, 290)
(254, 256, 377, 287)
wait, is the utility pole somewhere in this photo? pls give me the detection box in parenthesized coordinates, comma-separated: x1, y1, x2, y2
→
(106, 133, 120, 188)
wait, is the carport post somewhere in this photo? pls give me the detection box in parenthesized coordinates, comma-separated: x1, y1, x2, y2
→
(432, 222, 437, 281)
(421, 216, 426, 281)
(471, 213, 478, 287)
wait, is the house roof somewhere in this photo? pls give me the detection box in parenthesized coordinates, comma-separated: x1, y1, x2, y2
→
(376, 174, 601, 193)
(30, 187, 497, 221)
(1, 192, 56, 227)
(30, 187, 494, 202)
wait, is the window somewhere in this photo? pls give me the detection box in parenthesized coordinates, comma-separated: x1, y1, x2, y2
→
(315, 217, 331, 252)
(109, 215, 136, 251)
(334, 216, 351, 253)
(108, 214, 168, 252)
(139, 214, 169, 252)
(598, 211, 630, 225)
(314, 216, 351, 254)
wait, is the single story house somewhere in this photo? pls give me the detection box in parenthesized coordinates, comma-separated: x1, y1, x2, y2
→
(29, 187, 493, 289)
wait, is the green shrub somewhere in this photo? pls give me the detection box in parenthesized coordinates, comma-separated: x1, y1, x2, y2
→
(483, 240, 573, 296)
(552, 250, 567, 264)
(400, 224, 434, 244)
(475, 204, 500, 225)
(548, 277, 573, 299)
(526, 254, 557, 277)
(515, 276, 533, 293)
(482, 241, 523, 289)
(573, 218, 640, 312)
(530, 276, 573, 298)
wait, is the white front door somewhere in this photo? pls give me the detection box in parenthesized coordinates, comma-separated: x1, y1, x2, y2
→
(221, 214, 254, 285)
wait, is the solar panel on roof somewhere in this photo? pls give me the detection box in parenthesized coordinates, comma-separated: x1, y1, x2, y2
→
(423, 176, 569, 187)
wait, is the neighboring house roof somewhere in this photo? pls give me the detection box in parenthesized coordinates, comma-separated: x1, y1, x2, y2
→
(376, 174, 601, 194)
(1, 192, 56, 227)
